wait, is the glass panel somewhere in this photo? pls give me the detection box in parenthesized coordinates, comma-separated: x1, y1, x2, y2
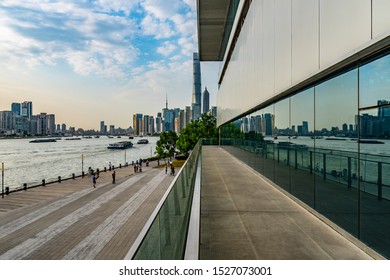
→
(314, 68, 359, 237)
(262, 105, 276, 181)
(290, 88, 315, 207)
(274, 98, 290, 191)
(133, 142, 200, 259)
(359, 107, 390, 258)
(360, 53, 390, 109)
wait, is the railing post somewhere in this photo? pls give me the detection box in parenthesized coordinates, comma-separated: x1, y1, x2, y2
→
(348, 157, 352, 189)
(378, 162, 382, 200)
(295, 149, 298, 169)
(42, 179, 46, 186)
(310, 151, 313, 174)
(323, 153, 326, 180)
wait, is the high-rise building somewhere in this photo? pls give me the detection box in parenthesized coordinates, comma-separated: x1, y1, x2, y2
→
(378, 100, 390, 117)
(211, 106, 217, 118)
(21, 101, 32, 119)
(133, 114, 143, 136)
(61, 123, 67, 133)
(202, 87, 210, 114)
(185, 106, 192, 126)
(100, 121, 106, 134)
(37, 113, 47, 135)
(143, 115, 150, 135)
(11, 103, 21, 115)
(46, 114, 56, 135)
(0, 111, 15, 131)
(163, 108, 174, 132)
(191, 52, 202, 120)
(156, 112, 162, 133)
(149, 116, 155, 135)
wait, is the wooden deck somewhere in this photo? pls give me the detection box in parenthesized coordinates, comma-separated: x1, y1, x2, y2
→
(0, 162, 175, 260)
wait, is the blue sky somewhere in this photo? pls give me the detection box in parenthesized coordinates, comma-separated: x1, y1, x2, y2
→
(0, 0, 219, 129)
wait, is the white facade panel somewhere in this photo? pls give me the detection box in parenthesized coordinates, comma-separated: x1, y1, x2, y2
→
(373, 0, 390, 38)
(291, 0, 319, 85)
(259, 0, 275, 105)
(320, 0, 371, 69)
(274, 0, 292, 94)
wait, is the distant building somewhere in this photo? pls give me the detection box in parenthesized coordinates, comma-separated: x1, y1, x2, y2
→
(100, 121, 106, 134)
(211, 106, 217, 118)
(21, 101, 32, 119)
(156, 112, 162, 133)
(191, 52, 202, 120)
(109, 125, 115, 135)
(0, 111, 15, 133)
(133, 114, 143, 136)
(185, 106, 192, 126)
(202, 87, 210, 114)
(11, 103, 21, 115)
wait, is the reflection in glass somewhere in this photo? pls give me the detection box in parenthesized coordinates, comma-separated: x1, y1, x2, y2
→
(290, 88, 315, 207)
(360, 53, 390, 110)
(274, 99, 290, 191)
(314, 69, 359, 237)
(262, 105, 275, 181)
(359, 108, 390, 258)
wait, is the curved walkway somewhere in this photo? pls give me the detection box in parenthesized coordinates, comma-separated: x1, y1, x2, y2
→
(200, 146, 380, 259)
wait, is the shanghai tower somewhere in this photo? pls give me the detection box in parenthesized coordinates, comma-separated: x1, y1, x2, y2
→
(191, 52, 201, 120)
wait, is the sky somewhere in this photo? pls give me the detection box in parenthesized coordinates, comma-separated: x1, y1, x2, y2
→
(0, 0, 220, 130)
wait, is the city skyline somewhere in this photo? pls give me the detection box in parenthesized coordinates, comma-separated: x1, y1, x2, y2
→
(0, 1, 219, 130)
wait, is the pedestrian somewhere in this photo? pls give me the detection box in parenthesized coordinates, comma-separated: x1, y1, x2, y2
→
(109, 161, 112, 170)
(112, 171, 116, 184)
(92, 174, 97, 188)
(165, 164, 167, 174)
(134, 164, 137, 173)
(172, 166, 175, 176)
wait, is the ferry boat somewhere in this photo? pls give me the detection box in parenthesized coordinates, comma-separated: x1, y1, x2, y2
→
(107, 141, 133, 149)
(29, 138, 57, 143)
(137, 139, 149, 144)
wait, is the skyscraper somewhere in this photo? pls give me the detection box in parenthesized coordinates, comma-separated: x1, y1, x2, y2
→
(191, 52, 201, 120)
(202, 87, 210, 114)
(21, 101, 32, 119)
(11, 103, 21, 115)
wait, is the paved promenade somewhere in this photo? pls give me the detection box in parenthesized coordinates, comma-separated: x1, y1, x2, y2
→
(0, 162, 175, 260)
(200, 146, 381, 260)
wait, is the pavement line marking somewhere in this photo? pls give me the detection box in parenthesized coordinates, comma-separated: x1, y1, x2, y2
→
(0, 183, 110, 239)
(63, 170, 166, 259)
(0, 173, 148, 260)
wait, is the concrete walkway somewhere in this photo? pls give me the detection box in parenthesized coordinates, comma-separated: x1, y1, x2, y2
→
(200, 146, 379, 260)
(0, 162, 175, 260)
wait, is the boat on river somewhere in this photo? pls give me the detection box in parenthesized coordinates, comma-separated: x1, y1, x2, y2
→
(29, 138, 57, 143)
(107, 141, 133, 149)
(137, 139, 149, 144)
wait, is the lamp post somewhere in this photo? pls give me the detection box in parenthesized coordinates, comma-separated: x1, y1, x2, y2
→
(2, 163, 4, 198)
(82, 154, 84, 176)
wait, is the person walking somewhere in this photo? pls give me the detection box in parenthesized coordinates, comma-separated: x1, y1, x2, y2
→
(112, 171, 116, 184)
(92, 174, 97, 188)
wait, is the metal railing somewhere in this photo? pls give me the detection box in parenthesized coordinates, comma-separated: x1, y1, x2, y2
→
(223, 138, 390, 200)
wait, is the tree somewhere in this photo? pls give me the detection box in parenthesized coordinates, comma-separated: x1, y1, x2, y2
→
(155, 130, 178, 159)
(176, 114, 218, 156)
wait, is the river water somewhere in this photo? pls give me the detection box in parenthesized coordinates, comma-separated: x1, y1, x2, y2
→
(0, 136, 157, 191)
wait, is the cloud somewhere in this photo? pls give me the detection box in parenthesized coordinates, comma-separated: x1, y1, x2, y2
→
(156, 42, 177, 56)
(0, 1, 199, 77)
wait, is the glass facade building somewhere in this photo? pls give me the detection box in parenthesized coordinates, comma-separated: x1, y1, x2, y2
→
(198, 0, 390, 258)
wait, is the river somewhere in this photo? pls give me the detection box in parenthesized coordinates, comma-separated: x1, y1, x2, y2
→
(0, 136, 158, 191)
